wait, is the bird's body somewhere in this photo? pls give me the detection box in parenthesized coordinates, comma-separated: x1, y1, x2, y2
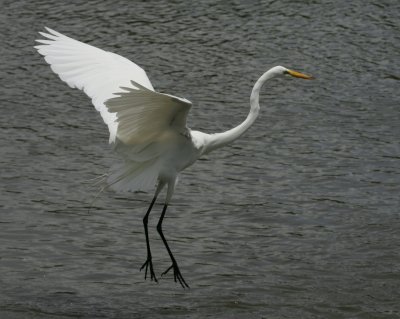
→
(109, 126, 207, 194)
(35, 28, 313, 288)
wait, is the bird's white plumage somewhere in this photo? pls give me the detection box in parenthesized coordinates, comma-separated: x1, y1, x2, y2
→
(106, 81, 192, 145)
(35, 29, 310, 196)
(35, 27, 154, 143)
(35, 28, 195, 193)
(104, 81, 193, 192)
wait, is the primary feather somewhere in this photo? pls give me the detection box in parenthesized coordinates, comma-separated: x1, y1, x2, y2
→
(35, 27, 154, 143)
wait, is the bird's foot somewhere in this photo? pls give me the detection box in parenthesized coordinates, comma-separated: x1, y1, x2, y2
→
(140, 258, 158, 283)
(161, 261, 189, 288)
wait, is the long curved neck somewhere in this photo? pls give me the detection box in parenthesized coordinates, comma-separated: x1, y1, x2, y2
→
(204, 69, 276, 154)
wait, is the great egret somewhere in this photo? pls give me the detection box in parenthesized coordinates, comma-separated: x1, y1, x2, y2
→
(35, 27, 313, 288)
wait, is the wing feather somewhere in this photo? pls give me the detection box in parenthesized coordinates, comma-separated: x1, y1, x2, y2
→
(35, 27, 154, 143)
(36, 28, 194, 192)
(105, 81, 192, 145)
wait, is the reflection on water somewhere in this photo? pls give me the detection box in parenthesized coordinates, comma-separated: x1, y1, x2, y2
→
(1, 0, 399, 318)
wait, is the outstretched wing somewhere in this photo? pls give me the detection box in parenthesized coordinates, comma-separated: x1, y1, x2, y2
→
(106, 81, 192, 145)
(35, 27, 154, 143)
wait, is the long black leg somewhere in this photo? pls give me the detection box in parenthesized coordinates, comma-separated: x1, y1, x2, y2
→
(140, 195, 158, 282)
(156, 204, 189, 288)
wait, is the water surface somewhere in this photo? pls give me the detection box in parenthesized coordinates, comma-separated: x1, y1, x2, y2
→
(1, 0, 399, 318)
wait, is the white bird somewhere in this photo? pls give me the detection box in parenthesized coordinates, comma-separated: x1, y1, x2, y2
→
(35, 27, 313, 288)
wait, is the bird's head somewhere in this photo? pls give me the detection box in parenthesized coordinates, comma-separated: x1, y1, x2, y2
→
(269, 65, 314, 80)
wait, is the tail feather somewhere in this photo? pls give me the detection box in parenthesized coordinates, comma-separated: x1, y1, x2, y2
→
(107, 159, 160, 193)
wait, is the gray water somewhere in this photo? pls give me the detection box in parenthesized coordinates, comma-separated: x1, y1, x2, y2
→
(1, 0, 399, 318)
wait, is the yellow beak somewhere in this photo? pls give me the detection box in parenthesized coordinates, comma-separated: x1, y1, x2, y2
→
(286, 69, 314, 80)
